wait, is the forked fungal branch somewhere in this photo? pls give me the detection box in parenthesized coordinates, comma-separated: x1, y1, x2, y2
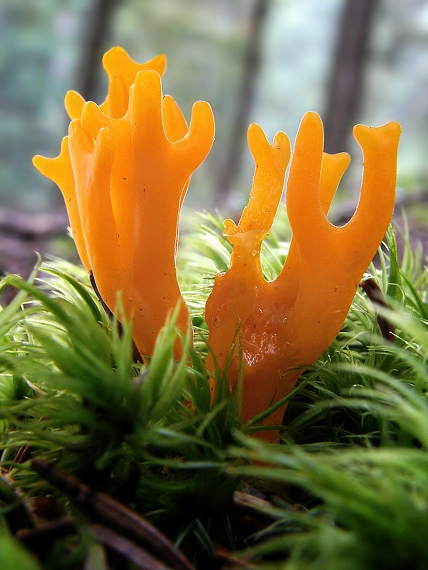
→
(33, 48, 400, 442)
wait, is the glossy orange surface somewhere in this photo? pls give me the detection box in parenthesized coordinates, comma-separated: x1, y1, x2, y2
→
(34, 47, 215, 358)
(206, 112, 400, 442)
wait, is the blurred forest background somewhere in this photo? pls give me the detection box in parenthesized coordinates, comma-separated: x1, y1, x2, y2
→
(1, 0, 428, 280)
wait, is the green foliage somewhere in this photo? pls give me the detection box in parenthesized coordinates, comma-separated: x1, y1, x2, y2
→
(1, 220, 428, 568)
(0, 527, 42, 570)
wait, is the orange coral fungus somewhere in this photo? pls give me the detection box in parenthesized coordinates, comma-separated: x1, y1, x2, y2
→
(33, 47, 215, 358)
(33, 47, 400, 442)
(205, 112, 400, 442)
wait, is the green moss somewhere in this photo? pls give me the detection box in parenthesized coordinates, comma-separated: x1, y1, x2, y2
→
(0, 220, 428, 568)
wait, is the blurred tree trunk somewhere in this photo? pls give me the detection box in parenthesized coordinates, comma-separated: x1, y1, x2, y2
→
(76, 0, 121, 102)
(323, 0, 379, 154)
(215, 0, 271, 203)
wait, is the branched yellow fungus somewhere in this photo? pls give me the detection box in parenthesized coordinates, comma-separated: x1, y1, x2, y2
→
(33, 48, 400, 441)
(33, 47, 215, 358)
(205, 112, 400, 442)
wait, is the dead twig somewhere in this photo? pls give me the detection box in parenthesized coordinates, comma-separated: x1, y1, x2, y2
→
(232, 490, 274, 514)
(17, 517, 75, 550)
(211, 544, 255, 569)
(360, 278, 395, 341)
(0, 473, 38, 533)
(91, 524, 174, 570)
(12, 445, 32, 466)
(31, 458, 195, 570)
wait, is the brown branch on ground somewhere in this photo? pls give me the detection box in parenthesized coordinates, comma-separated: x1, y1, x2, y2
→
(0, 207, 68, 240)
(360, 278, 395, 342)
(31, 458, 195, 570)
(91, 524, 175, 570)
(17, 517, 76, 551)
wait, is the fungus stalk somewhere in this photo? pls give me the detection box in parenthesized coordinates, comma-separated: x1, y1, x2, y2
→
(205, 112, 400, 442)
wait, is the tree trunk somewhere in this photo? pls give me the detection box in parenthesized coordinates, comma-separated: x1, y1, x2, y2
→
(215, 0, 271, 203)
(76, 0, 121, 102)
(323, 0, 379, 154)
